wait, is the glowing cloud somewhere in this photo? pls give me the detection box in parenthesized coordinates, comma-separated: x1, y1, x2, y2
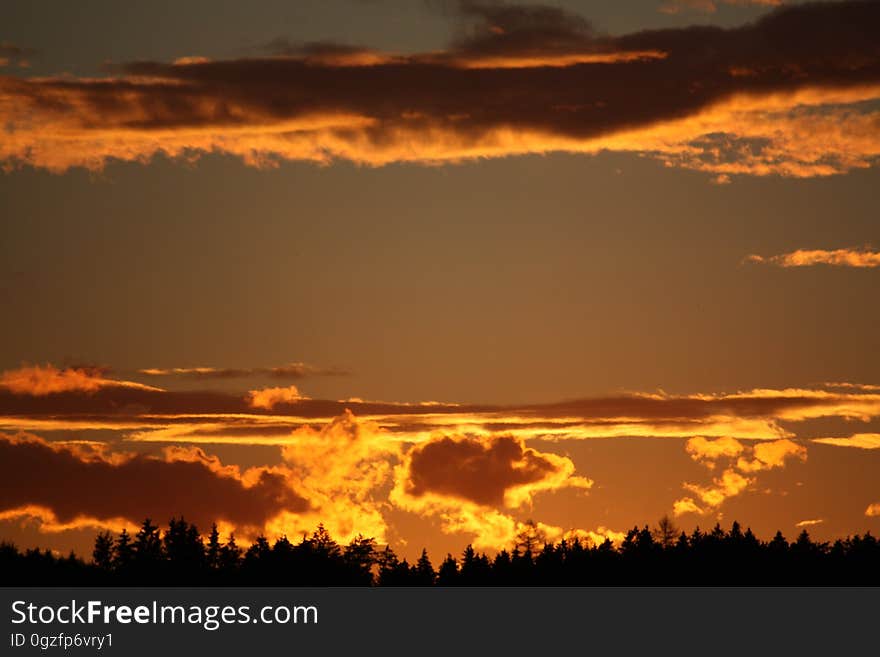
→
(391, 433, 594, 549)
(0, 364, 162, 396)
(812, 434, 880, 450)
(247, 385, 305, 410)
(675, 437, 806, 515)
(0, 431, 307, 534)
(1, 2, 879, 178)
(746, 248, 880, 268)
(686, 436, 745, 466)
(270, 411, 400, 543)
(139, 362, 348, 379)
(795, 519, 824, 527)
(736, 438, 806, 472)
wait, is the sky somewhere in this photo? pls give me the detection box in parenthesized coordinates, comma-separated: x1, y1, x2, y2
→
(1, 0, 879, 559)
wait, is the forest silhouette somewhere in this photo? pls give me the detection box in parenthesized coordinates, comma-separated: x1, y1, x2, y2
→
(2, 516, 878, 585)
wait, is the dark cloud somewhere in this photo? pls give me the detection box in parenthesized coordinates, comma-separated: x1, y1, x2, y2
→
(404, 434, 568, 505)
(0, 433, 308, 531)
(0, 42, 36, 67)
(444, 0, 601, 58)
(2, 2, 878, 175)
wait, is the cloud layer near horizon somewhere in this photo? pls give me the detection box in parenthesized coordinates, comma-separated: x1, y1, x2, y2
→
(1, 363, 879, 548)
(1, 1, 879, 178)
(746, 248, 880, 268)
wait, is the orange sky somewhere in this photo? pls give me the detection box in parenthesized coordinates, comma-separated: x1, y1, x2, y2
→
(1, 0, 879, 558)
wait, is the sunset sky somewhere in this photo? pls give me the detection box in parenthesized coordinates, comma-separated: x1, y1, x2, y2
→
(1, 0, 879, 559)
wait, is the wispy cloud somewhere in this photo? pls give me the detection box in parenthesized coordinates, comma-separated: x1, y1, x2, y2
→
(0, 364, 162, 396)
(795, 518, 824, 527)
(660, 0, 783, 15)
(745, 247, 880, 268)
(812, 433, 880, 449)
(137, 362, 349, 379)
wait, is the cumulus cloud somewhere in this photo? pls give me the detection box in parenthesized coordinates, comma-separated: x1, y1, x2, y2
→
(400, 434, 592, 507)
(390, 433, 593, 548)
(268, 411, 401, 542)
(675, 436, 806, 515)
(736, 438, 806, 472)
(246, 385, 306, 410)
(1, 2, 879, 178)
(0, 364, 162, 396)
(685, 435, 744, 466)
(0, 431, 308, 534)
(746, 247, 880, 268)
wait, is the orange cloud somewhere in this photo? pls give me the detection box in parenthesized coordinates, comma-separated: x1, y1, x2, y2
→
(746, 248, 880, 268)
(736, 438, 806, 472)
(138, 362, 348, 379)
(0, 364, 162, 395)
(866, 503, 880, 517)
(795, 518, 824, 527)
(390, 432, 595, 549)
(681, 468, 753, 510)
(685, 436, 744, 466)
(675, 437, 806, 515)
(247, 385, 306, 410)
(400, 434, 592, 508)
(0, 431, 307, 534)
(269, 411, 400, 543)
(812, 433, 880, 450)
(1, 2, 879, 178)
(4, 378, 880, 447)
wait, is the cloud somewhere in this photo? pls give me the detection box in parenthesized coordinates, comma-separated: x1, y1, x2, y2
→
(138, 362, 349, 379)
(4, 375, 880, 447)
(795, 518, 824, 527)
(660, 0, 783, 15)
(675, 436, 806, 515)
(400, 434, 592, 507)
(673, 497, 704, 515)
(736, 438, 806, 472)
(746, 247, 880, 268)
(268, 411, 401, 542)
(390, 432, 594, 549)
(866, 503, 880, 517)
(685, 435, 744, 466)
(0, 364, 163, 396)
(0, 431, 308, 534)
(0, 43, 35, 69)
(682, 468, 753, 509)
(821, 382, 880, 392)
(246, 385, 306, 410)
(435, 1, 666, 68)
(812, 433, 880, 449)
(1, 2, 879, 178)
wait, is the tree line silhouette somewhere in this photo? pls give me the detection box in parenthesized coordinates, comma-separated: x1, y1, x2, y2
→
(2, 516, 878, 585)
